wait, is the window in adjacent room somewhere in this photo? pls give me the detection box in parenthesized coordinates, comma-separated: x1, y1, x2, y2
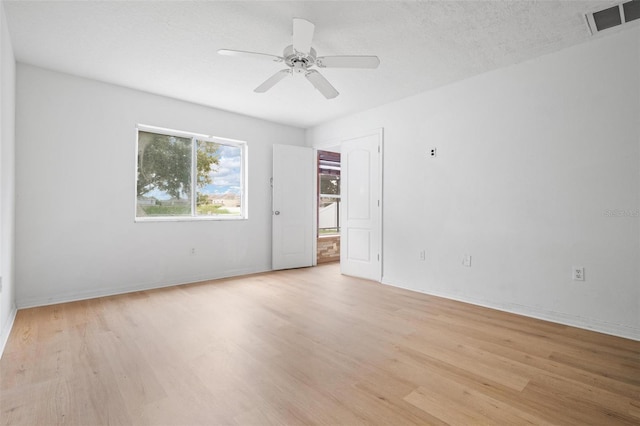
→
(136, 125, 247, 221)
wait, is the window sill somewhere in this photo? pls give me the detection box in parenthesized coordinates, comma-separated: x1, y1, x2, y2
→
(135, 216, 247, 223)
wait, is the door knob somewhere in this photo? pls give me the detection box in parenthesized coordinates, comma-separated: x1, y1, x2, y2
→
(274, 211, 280, 215)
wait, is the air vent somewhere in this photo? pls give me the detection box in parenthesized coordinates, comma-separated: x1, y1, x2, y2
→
(586, 0, 640, 34)
(594, 5, 622, 30)
(623, 0, 640, 21)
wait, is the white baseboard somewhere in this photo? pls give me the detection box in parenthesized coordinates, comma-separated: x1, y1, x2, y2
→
(16, 267, 271, 309)
(12, 270, 638, 345)
(381, 279, 640, 342)
(1, 304, 17, 358)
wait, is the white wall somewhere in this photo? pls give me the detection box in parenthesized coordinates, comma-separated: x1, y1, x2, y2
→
(307, 28, 640, 340)
(0, 1, 17, 355)
(15, 65, 305, 307)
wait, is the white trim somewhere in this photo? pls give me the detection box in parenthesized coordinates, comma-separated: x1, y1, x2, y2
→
(620, 2, 627, 23)
(137, 123, 209, 140)
(585, 13, 596, 36)
(190, 136, 198, 215)
(135, 215, 247, 223)
(134, 125, 142, 220)
(137, 124, 248, 148)
(312, 148, 318, 266)
(0, 304, 17, 358)
(378, 128, 384, 282)
(381, 278, 640, 342)
(16, 267, 271, 310)
(240, 141, 248, 219)
(311, 136, 342, 151)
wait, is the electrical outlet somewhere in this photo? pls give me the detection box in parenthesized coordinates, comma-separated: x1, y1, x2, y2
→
(463, 255, 472, 267)
(419, 250, 426, 261)
(191, 248, 196, 255)
(429, 148, 437, 157)
(572, 266, 585, 281)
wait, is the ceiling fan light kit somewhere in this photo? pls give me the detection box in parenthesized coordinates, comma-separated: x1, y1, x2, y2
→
(218, 18, 380, 99)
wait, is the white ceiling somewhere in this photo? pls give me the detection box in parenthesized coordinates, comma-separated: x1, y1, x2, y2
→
(3, 0, 621, 128)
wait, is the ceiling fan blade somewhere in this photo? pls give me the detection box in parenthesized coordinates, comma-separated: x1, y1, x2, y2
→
(305, 70, 339, 99)
(218, 49, 283, 63)
(254, 69, 291, 93)
(292, 18, 315, 55)
(316, 55, 380, 69)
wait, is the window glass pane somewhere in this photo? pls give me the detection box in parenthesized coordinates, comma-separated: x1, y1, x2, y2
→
(196, 142, 242, 217)
(137, 131, 192, 217)
(319, 174, 340, 235)
(319, 196, 340, 235)
(320, 174, 340, 196)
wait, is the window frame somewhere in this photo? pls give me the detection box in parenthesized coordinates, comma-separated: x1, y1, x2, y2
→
(134, 124, 248, 222)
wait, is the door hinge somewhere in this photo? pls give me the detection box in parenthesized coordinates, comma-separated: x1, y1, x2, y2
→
(377, 145, 380, 153)
(377, 200, 380, 207)
(377, 254, 380, 261)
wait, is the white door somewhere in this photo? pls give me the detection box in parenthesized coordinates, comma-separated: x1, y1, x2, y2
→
(340, 131, 382, 281)
(272, 144, 314, 270)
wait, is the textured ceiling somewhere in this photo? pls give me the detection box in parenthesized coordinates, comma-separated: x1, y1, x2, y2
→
(2, 0, 624, 128)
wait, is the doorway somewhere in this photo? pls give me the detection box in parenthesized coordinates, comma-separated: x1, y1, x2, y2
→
(272, 128, 382, 282)
(317, 149, 341, 264)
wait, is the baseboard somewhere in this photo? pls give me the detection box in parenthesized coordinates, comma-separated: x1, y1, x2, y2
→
(16, 267, 271, 309)
(381, 279, 640, 342)
(1, 304, 17, 358)
(14, 270, 638, 342)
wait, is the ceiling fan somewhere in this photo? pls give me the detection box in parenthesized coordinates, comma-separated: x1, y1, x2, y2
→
(218, 18, 380, 99)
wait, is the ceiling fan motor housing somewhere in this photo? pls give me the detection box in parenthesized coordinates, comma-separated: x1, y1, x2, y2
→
(284, 45, 316, 73)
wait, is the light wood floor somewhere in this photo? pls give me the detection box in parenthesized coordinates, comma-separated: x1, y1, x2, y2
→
(1, 263, 639, 425)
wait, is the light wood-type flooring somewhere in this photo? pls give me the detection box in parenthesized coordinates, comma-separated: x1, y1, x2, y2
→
(1, 263, 639, 425)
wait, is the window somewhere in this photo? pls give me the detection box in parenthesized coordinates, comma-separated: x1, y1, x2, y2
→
(136, 125, 247, 221)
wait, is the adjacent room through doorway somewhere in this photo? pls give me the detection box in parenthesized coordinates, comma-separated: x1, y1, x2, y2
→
(317, 149, 341, 265)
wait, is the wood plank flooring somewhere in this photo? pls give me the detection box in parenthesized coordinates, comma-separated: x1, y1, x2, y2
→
(1, 263, 639, 425)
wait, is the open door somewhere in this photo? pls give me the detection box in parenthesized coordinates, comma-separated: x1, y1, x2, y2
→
(340, 131, 382, 281)
(272, 144, 314, 270)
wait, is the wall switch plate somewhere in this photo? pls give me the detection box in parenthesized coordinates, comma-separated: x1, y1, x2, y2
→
(419, 250, 426, 261)
(463, 255, 472, 267)
(572, 266, 585, 281)
(429, 148, 437, 157)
